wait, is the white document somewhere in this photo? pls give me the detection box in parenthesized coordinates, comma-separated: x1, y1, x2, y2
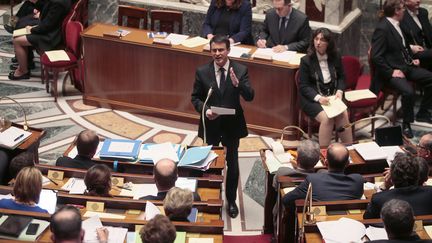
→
(189, 238, 213, 243)
(132, 183, 158, 200)
(282, 187, 296, 194)
(108, 141, 135, 153)
(181, 36, 209, 48)
(166, 33, 189, 45)
(82, 215, 128, 243)
(264, 150, 292, 174)
(62, 178, 87, 194)
(83, 211, 125, 219)
(253, 48, 275, 58)
(272, 51, 296, 62)
(288, 53, 306, 65)
(0, 126, 32, 149)
(12, 27, 30, 37)
(321, 96, 347, 118)
(45, 50, 70, 62)
(353, 142, 387, 161)
(0, 194, 13, 200)
(380, 145, 404, 164)
(147, 142, 179, 163)
(175, 177, 197, 192)
(210, 106, 235, 115)
(37, 189, 57, 214)
(365, 226, 388, 241)
(228, 46, 252, 58)
(425, 225, 432, 239)
(270, 141, 292, 164)
(145, 201, 162, 220)
(345, 89, 377, 102)
(42, 176, 51, 185)
(317, 217, 365, 243)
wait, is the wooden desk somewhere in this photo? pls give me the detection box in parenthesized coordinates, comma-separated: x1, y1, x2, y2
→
(81, 23, 299, 135)
(62, 144, 226, 177)
(5, 123, 45, 163)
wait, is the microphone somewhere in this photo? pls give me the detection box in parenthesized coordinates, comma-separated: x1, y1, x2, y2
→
(280, 125, 309, 141)
(336, 115, 391, 133)
(202, 87, 213, 146)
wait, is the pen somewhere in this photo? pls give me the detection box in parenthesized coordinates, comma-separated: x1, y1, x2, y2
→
(118, 186, 132, 191)
(13, 134, 24, 142)
(48, 177, 59, 186)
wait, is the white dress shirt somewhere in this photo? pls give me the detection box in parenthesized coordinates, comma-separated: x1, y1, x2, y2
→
(386, 17, 406, 46)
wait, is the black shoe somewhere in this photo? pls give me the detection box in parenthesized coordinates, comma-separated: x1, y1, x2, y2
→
(402, 123, 413, 139)
(10, 62, 35, 70)
(4, 24, 14, 34)
(416, 111, 432, 124)
(8, 71, 30, 80)
(11, 57, 17, 63)
(227, 202, 239, 218)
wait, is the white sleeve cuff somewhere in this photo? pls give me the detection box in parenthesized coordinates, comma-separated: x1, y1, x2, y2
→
(314, 94, 322, 102)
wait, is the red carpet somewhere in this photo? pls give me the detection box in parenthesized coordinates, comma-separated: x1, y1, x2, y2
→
(223, 234, 272, 243)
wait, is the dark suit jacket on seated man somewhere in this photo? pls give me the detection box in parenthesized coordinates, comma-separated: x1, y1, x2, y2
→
(139, 158, 201, 201)
(56, 130, 98, 170)
(370, 0, 432, 138)
(364, 153, 432, 219)
(283, 143, 364, 206)
(191, 35, 254, 218)
(256, 0, 311, 53)
(400, 0, 432, 71)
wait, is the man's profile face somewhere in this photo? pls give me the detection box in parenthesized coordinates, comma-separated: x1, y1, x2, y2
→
(405, 0, 420, 11)
(211, 42, 230, 67)
(273, 0, 291, 17)
(394, 3, 406, 21)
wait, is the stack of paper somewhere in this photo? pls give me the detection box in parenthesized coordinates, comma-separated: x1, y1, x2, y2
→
(317, 217, 366, 243)
(345, 89, 377, 102)
(365, 226, 388, 241)
(99, 139, 142, 161)
(61, 178, 87, 194)
(139, 143, 184, 163)
(119, 183, 158, 200)
(82, 215, 128, 242)
(166, 33, 189, 45)
(45, 50, 70, 62)
(178, 146, 216, 171)
(228, 46, 252, 58)
(353, 142, 387, 161)
(264, 150, 293, 174)
(37, 189, 57, 214)
(0, 126, 32, 149)
(321, 96, 347, 118)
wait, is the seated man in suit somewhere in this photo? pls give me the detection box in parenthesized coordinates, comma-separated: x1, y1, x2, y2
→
(369, 199, 432, 243)
(400, 0, 432, 71)
(140, 159, 201, 201)
(283, 143, 364, 206)
(418, 132, 432, 164)
(364, 153, 432, 218)
(163, 187, 194, 222)
(370, 0, 432, 138)
(256, 0, 311, 53)
(56, 130, 98, 169)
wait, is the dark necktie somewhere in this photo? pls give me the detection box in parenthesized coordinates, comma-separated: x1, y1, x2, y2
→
(219, 67, 226, 91)
(279, 17, 286, 44)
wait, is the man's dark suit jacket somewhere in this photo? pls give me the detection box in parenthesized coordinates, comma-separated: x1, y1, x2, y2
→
(202, 0, 252, 44)
(29, 0, 71, 51)
(55, 155, 96, 170)
(191, 60, 254, 141)
(259, 8, 311, 52)
(139, 191, 201, 201)
(401, 7, 432, 49)
(363, 186, 432, 219)
(370, 18, 414, 94)
(282, 171, 364, 206)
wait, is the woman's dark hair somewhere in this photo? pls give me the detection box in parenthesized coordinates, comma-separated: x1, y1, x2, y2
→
(215, 0, 243, 10)
(382, 0, 403, 18)
(307, 27, 337, 60)
(84, 164, 112, 197)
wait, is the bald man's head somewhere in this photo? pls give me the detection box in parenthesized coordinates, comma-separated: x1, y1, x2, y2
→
(419, 133, 432, 162)
(50, 206, 83, 243)
(326, 143, 349, 172)
(154, 159, 178, 191)
(76, 130, 99, 158)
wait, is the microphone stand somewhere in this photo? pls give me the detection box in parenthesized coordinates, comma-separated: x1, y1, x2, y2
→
(280, 125, 309, 141)
(201, 87, 213, 146)
(0, 96, 29, 131)
(336, 115, 391, 133)
(298, 183, 315, 243)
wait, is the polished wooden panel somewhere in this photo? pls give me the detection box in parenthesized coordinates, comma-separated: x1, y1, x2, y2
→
(82, 23, 299, 135)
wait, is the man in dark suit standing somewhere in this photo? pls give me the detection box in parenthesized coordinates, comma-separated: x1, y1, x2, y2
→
(191, 35, 254, 218)
(56, 130, 98, 169)
(400, 0, 432, 70)
(256, 0, 311, 53)
(370, 0, 432, 138)
(364, 153, 432, 219)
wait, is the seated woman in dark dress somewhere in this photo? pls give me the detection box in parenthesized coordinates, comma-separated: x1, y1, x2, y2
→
(9, 0, 71, 80)
(299, 28, 352, 146)
(163, 187, 193, 222)
(202, 0, 252, 44)
(84, 164, 112, 197)
(0, 166, 48, 213)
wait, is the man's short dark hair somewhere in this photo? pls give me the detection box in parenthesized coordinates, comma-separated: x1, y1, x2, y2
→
(297, 140, 320, 170)
(76, 130, 99, 157)
(9, 152, 34, 179)
(154, 159, 178, 191)
(50, 206, 82, 241)
(140, 214, 176, 243)
(210, 35, 230, 50)
(417, 157, 429, 186)
(381, 199, 414, 239)
(326, 143, 349, 171)
(391, 153, 419, 188)
(383, 0, 403, 17)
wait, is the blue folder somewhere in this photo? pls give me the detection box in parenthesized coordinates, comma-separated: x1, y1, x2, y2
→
(99, 139, 142, 161)
(178, 146, 212, 166)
